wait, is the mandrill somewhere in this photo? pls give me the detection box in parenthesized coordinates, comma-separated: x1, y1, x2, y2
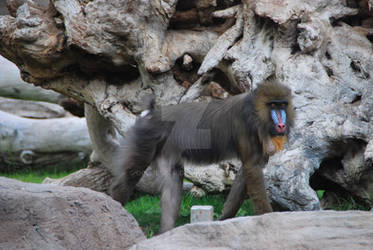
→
(110, 79, 294, 233)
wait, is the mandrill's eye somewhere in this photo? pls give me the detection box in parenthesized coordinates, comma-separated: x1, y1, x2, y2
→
(266, 100, 288, 108)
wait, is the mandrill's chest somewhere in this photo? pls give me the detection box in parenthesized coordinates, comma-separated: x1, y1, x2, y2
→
(271, 136, 287, 151)
(261, 135, 288, 157)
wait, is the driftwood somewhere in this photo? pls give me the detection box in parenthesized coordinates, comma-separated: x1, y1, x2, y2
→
(0, 97, 67, 119)
(0, 55, 84, 116)
(0, 110, 91, 171)
(0, 56, 63, 103)
(43, 166, 112, 193)
(0, 0, 373, 210)
(0, 55, 88, 170)
(43, 165, 193, 196)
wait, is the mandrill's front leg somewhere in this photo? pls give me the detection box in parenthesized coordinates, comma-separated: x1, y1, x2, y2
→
(240, 139, 273, 215)
(220, 140, 273, 220)
(219, 167, 247, 220)
(220, 156, 272, 220)
(242, 157, 273, 214)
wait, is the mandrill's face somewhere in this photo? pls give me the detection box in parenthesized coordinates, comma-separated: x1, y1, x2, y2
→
(265, 99, 290, 154)
(266, 99, 289, 136)
(252, 81, 294, 156)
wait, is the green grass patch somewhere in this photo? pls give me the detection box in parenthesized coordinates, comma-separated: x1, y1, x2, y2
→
(317, 190, 325, 199)
(331, 196, 370, 211)
(315, 190, 370, 211)
(126, 193, 254, 237)
(0, 165, 84, 183)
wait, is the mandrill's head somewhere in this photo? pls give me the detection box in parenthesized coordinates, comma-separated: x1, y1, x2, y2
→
(253, 80, 294, 155)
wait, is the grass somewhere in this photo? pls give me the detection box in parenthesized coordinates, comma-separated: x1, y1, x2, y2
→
(126, 193, 254, 237)
(0, 165, 84, 184)
(317, 190, 325, 199)
(331, 196, 370, 211)
(315, 189, 370, 211)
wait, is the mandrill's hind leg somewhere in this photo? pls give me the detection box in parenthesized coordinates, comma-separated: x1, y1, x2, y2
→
(220, 167, 247, 220)
(157, 157, 184, 234)
(110, 145, 156, 205)
(110, 127, 159, 205)
(110, 161, 148, 206)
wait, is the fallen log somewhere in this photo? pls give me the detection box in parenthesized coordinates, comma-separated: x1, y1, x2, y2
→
(0, 110, 91, 171)
(0, 55, 63, 103)
(0, 97, 67, 119)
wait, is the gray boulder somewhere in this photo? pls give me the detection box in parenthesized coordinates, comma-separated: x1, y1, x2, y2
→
(131, 211, 373, 250)
(0, 177, 145, 250)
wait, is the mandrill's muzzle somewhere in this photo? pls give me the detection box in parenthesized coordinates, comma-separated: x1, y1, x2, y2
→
(271, 109, 287, 134)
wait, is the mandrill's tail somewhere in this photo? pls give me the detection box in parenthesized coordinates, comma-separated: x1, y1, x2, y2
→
(143, 94, 156, 110)
(140, 94, 156, 117)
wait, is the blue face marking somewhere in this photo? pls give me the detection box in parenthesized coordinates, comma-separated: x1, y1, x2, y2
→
(271, 110, 279, 125)
(271, 109, 286, 125)
(281, 109, 286, 124)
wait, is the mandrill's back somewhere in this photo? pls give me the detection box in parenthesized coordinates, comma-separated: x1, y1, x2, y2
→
(148, 93, 251, 164)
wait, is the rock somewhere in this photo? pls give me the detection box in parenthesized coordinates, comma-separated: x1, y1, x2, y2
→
(131, 211, 373, 250)
(0, 177, 145, 250)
